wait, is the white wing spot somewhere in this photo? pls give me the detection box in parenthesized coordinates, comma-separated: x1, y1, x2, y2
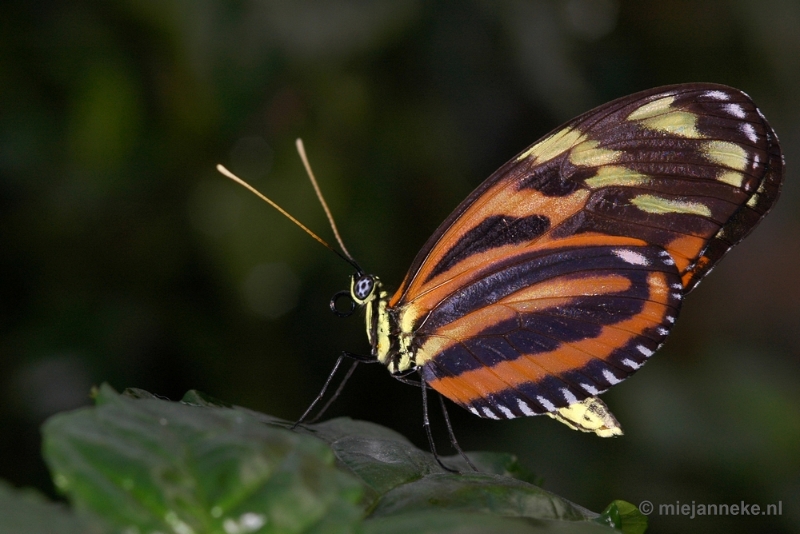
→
(704, 90, 730, 101)
(537, 395, 556, 412)
(672, 292, 682, 300)
(671, 283, 682, 289)
(482, 407, 500, 420)
(724, 103, 746, 118)
(662, 255, 675, 266)
(657, 327, 669, 336)
(666, 315, 676, 323)
(603, 369, 622, 385)
(517, 399, 535, 416)
(752, 153, 760, 170)
(637, 345, 654, 357)
(622, 358, 642, 369)
(497, 404, 515, 419)
(741, 123, 758, 143)
(580, 382, 600, 395)
(469, 406, 480, 417)
(613, 248, 649, 266)
(561, 388, 579, 405)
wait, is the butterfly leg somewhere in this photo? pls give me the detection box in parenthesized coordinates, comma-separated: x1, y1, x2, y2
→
(292, 353, 345, 429)
(396, 373, 477, 471)
(438, 394, 478, 472)
(292, 351, 375, 428)
(306, 359, 360, 423)
(420, 374, 459, 473)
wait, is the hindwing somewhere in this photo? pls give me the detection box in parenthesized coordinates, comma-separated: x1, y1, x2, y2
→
(415, 239, 681, 419)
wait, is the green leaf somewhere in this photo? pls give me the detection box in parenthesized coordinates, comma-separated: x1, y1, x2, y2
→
(368, 473, 591, 520)
(595, 500, 648, 534)
(180, 389, 235, 408)
(41, 387, 641, 533)
(294, 417, 591, 522)
(42, 384, 363, 534)
(0, 480, 107, 534)
(444, 451, 543, 486)
(363, 510, 621, 533)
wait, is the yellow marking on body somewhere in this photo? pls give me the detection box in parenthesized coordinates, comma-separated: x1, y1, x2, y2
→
(569, 139, 621, 167)
(395, 353, 412, 373)
(546, 396, 623, 437)
(631, 194, 712, 217)
(364, 294, 375, 344)
(399, 303, 418, 335)
(627, 96, 676, 121)
(584, 166, 651, 188)
(517, 127, 586, 163)
(374, 297, 392, 365)
(717, 171, 744, 188)
(705, 141, 748, 171)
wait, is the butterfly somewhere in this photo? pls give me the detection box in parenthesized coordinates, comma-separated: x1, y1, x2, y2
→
(338, 83, 783, 438)
(221, 82, 783, 443)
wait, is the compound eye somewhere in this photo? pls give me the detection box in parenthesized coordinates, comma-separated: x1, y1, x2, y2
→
(353, 275, 375, 301)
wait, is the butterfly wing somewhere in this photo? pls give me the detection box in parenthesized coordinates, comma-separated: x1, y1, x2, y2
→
(414, 239, 682, 422)
(389, 83, 783, 423)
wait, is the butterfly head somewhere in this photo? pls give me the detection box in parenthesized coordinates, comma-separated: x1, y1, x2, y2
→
(350, 273, 380, 305)
(341, 272, 404, 371)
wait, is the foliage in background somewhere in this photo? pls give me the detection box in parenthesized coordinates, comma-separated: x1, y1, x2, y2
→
(1, 2, 798, 534)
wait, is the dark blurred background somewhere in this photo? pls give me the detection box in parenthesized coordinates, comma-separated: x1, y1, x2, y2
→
(1, 1, 798, 532)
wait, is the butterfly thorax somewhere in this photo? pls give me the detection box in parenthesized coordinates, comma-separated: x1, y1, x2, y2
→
(349, 273, 416, 374)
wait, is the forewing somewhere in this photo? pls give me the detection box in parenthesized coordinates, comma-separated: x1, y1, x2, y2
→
(415, 241, 682, 419)
(391, 83, 783, 322)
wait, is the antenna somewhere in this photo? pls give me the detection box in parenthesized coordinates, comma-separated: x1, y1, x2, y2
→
(295, 139, 354, 261)
(216, 163, 362, 274)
